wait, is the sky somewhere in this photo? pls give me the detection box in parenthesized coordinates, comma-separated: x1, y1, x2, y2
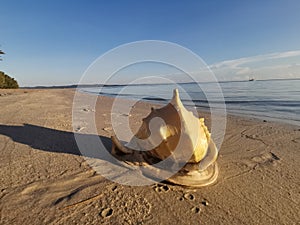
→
(0, 0, 300, 86)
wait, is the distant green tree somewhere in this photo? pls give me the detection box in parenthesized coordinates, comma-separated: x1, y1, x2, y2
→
(0, 49, 19, 89)
(0, 71, 19, 89)
(0, 72, 4, 85)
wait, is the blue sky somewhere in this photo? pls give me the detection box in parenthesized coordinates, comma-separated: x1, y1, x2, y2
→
(0, 0, 300, 86)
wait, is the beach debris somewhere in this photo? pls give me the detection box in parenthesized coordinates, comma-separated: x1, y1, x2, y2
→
(111, 89, 219, 187)
(75, 126, 86, 132)
(121, 113, 131, 117)
(82, 108, 95, 112)
(103, 127, 112, 132)
(100, 208, 113, 218)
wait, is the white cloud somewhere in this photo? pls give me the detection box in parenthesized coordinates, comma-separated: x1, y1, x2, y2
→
(210, 50, 300, 69)
(209, 50, 300, 81)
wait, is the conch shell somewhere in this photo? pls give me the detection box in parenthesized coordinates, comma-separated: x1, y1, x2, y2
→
(111, 89, 219, 187)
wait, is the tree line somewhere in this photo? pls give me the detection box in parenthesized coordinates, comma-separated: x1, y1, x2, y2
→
(0, 71, 19, 88)
(0, 49, 19, 89)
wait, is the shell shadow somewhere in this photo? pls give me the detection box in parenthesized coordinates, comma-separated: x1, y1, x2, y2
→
(0, 123, 112, 159)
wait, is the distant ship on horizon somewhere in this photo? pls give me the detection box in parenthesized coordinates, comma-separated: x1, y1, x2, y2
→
(248, 76, 255, 81)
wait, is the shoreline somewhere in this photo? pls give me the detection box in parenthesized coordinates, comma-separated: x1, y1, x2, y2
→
(2, 87, 300, 128)
(78, 86, 300, 128)
(82, 89, 300, 129)
(19, 77, 300, 89)
(0, 88, 299, 224)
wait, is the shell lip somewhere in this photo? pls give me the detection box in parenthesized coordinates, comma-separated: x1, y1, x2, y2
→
(111, 134, 218, 170)
(168, 162, 219, 187)
(110, 137, 219, 188)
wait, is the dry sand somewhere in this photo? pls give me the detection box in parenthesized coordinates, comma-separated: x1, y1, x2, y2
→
(0, 89, 299, 225)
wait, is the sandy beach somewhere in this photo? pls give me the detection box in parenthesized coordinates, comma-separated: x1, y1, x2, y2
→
(0, 88, 299, 225)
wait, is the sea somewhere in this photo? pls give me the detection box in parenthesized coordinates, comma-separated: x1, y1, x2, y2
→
(81, 79, 300, 126)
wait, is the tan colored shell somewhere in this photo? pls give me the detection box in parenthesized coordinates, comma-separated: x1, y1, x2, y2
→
(126, 89, 210, 163)
(111, 89, 219, 187)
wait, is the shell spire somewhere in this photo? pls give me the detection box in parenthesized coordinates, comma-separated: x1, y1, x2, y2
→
(170, 89, 183, 108)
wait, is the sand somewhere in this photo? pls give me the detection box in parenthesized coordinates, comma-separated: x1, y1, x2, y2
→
(0, 89, 299, 225)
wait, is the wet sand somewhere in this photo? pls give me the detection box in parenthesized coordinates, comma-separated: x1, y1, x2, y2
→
(0, 89, 299, 224)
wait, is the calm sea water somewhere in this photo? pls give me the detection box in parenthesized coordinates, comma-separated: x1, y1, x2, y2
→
(81, 79, 300, 126)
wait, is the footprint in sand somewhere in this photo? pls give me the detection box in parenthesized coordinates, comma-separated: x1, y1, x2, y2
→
(191, 206, 201, 214)
(291, 137, 300, 143)
(184, 193, 195, 201)
(153, 184, 170, 193)
(178, 193, 195, 201)
(201, 199, 209, 206)
(245, 152, 280, 169)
